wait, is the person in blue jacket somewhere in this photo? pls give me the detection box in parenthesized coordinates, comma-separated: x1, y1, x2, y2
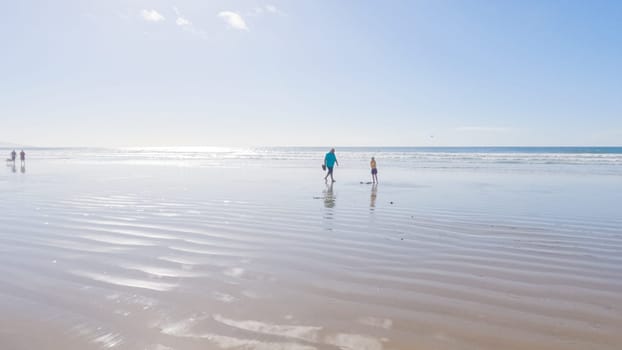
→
(323, 148, 339, 182)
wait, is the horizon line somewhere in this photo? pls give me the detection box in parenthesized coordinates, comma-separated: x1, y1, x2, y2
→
(2, 145, 621, 149)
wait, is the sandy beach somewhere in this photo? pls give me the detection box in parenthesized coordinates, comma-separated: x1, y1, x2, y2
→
(1, 148, 621, 350)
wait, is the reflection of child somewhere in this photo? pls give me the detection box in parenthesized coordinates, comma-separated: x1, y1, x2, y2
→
(370, 157, 378, 183)
(370, 183, 377, 208)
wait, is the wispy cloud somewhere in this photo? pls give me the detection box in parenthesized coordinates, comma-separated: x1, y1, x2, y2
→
(170, 7, 207, 39)
(173, 7, 191, 27)
(176, 17, 191, 26)
(247, 4, 286, 17)
(140, 9, 165, 22)
(265, 4, 286, 15)
(455, 126, 511, 132)
(218, 11, 248, 30)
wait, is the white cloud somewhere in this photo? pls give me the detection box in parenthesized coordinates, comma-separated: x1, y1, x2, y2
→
(218, 11, 248, 30)
(170, 7, 205, 38)
(265, 4, 286, 16)
(247, 5, 286, 17)
(173, 6, 191, 27)
(176, 17, 191, 26)
(140, 9, 165, 22)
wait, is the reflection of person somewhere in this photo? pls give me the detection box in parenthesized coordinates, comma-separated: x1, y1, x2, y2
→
(20, 149, 25, 166)
(323, 148, 339, 182)
(370, 183, 377, 208)
(323, 181, 335, 208)
(370, 157, 378, 183)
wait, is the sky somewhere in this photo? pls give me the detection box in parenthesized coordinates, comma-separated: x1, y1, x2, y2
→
(1, 0, 621, 147)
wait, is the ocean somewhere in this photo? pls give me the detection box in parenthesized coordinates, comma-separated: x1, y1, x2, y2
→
(4, 146, 622, 174)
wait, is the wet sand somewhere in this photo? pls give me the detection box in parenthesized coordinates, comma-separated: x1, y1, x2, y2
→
(1, 160, 621, 350)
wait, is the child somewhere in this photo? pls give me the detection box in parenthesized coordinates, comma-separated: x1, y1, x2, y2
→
(370, 157, 378, 183)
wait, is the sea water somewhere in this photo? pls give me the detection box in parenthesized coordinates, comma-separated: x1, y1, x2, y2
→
(4, 146, 622, 174)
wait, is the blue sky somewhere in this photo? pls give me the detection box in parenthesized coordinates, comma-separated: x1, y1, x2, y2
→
(1, 0, 621, 147)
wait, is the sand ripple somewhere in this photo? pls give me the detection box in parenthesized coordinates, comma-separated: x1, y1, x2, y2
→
(1, 190, 621, 350)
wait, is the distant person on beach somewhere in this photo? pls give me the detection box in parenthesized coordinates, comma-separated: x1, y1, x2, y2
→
(20, 150, 25, 166)
(324, 148, 339, 182)
(370, 157, 378, 183)
(11, 149, 16, 162)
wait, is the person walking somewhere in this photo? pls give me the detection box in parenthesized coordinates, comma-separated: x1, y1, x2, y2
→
(20, 149, 25, 166)
(10, 149, 16, 162)
(323, 148, 339, 182)
(370, 157, 378, 183)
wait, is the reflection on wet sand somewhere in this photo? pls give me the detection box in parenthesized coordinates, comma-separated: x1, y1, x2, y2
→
(323, 181, 335, 209)
(5, 161, 23, 173)
(370, 183, 377, 209)
(160, 313, 387, 350)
